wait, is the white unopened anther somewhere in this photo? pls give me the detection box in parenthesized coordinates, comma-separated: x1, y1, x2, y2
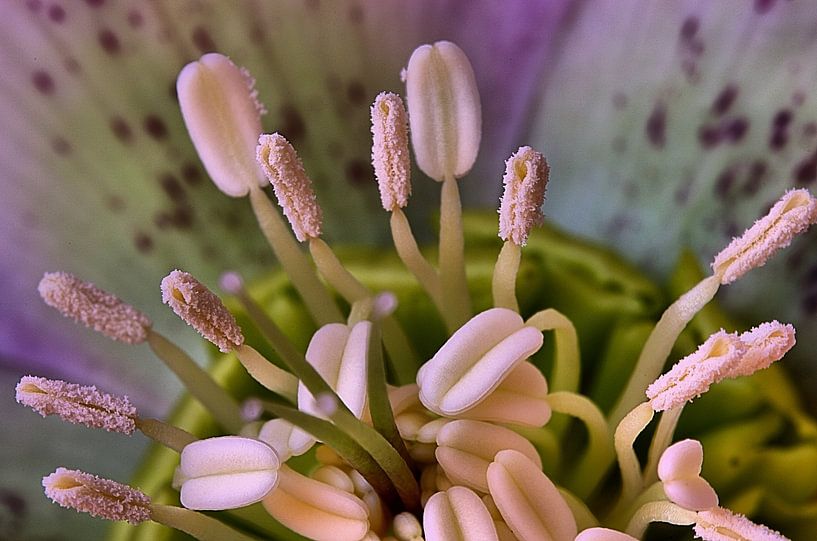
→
(179, 436, 279, 510)
(423, 486, 498, 541)
(405, 41, 481, 181)
(177, 53, 266, 197)
(657, 439, 718, 511)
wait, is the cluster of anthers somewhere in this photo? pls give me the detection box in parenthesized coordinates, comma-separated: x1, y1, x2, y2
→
(16, 41, 817, 541)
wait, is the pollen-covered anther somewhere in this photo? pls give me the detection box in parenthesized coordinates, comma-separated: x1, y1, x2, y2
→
(160, 270, 244, 353)
(646, 330, 746, 412)
(177, 53, 267, 197)
(371, 92, 411, 211)
(16, 376, 137, 434)
(179, 436, 280, 511)
(712, 188, 817, 284)
(38, 271, 151, 344)
(256, 133, 323, 242)
(498, 146, 549, 246)
(694, 507, 789, 541)
(42, 468, 151, 525)
(727, 320, 795, 379)
(405, 40, 481, 181)
(657, 439, 718, 511)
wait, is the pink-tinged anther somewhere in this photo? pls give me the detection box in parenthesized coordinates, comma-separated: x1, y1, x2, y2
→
(16, 376, 136, 435)
(657, 439, 718, 511)
(712, 189, 817, 284)
(575, 528, 639, 541)
(371, 92, 411, 211)
(38, 271, 151, 344)
(161, 270, 244, 353)
(498, 146, 549, 246)
(646, 331, 746, 412)
(256, 133, 323, 241)
(694, 507, 790, 541)
(417, 308, 543, 416)
(177, 53, 267, 197)
(423, 486, 499, 541)
(727, 321, 795, 379)
(42, 468, 151, 524)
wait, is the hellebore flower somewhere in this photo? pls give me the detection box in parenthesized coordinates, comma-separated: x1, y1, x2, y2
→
(3, 1, 817, 540)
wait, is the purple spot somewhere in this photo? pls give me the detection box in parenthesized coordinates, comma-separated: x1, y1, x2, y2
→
(612, 92, 628, 110)
(724, 117, 749, 143)
(48, 4, 65, 22)
(192, 26, 216, 53)
(714, 168, 736, 199)
(0, 491, 27, 517)
(51, 137, 71, 155)
(106, 195, 125, 212)
(144, 115, 168, 140)
(774, 109, 793, 128)
(680, 16, 699, 40)
(32, 70, 55, 95)
(770, 131, 788, 151)
(127, 10, 144, 28)
(742, 160, 767, 195)
(26, 0, 42, 12)
(170, 206, 194, 229)
(711, 84, 738, 117)
(348, 4, 364, 23)
(110, 116, 133, 144)
(345, 158, 371, 185)
(280, 104, 306, 142)
(181, 162, 203, 185)
(804, 122, 817, 138)
(802, 290, 817, 315)
(134, 232, 153, 254)
(347, 81, 366, 105)
(794, 154, 817, 185)
(98, 29, 121, 55)
(159, 173, 186, 203)
(793, 91, 806, 107)
(85, 0, 104, 6)
(645, 103, 667, 149)
(698, 125, 721, 149)
(754, 0, 776, 14)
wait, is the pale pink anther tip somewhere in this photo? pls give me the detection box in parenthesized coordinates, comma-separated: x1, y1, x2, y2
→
(498, 146, 549, 246)
(219, 271, 244, 295)
(371, 92, 411, 211)
(43, 468, 151, 524)
(161, 270, 244, 352)
(16, 375, 137, 434)
(38, 271, 151, 344)
(728, 320, 795, 378)
(713, 188, 817, 284)
(695, 507, 789, 541)
(256, 133, 322, 242)
(646, 331, 745, 412)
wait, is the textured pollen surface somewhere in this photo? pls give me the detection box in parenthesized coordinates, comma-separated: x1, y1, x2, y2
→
(257, 133, 323, 242)
(160, 270, 243, 352)
(371, 92, 411, 211)
(695, 507, 788, 541)
(16, 375, 137, 434)
(38, 272, 151, 344)
(42, 468, 151, 525)
(498, 146, 549, 246)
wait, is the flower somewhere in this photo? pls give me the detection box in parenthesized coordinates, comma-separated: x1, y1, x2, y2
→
(5, 2, 817, 539)
(12, 35, 817, 541)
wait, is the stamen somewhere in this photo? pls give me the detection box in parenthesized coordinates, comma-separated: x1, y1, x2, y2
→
(257, 133, 322, 242)
(16, 375, 136, 434)
(393, 511, 423, 541)
(646, 330, 746, 412)
(728, 320, 795, 378)
(42, 468, 151, 524)
(498, 146, 549, 247)
(179, 436, 280, 511)
(161, 270, 244, 353)
(657, 439, 718, 511)
(713, 189, 817, 284)
(177, 53, 266, 197)
(405, 41, 481, 182)
(371, 92, 411, 211)
(38, 271, 151, 344)
(694, 507, 789, 541)
(423, 487, 498, 541)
